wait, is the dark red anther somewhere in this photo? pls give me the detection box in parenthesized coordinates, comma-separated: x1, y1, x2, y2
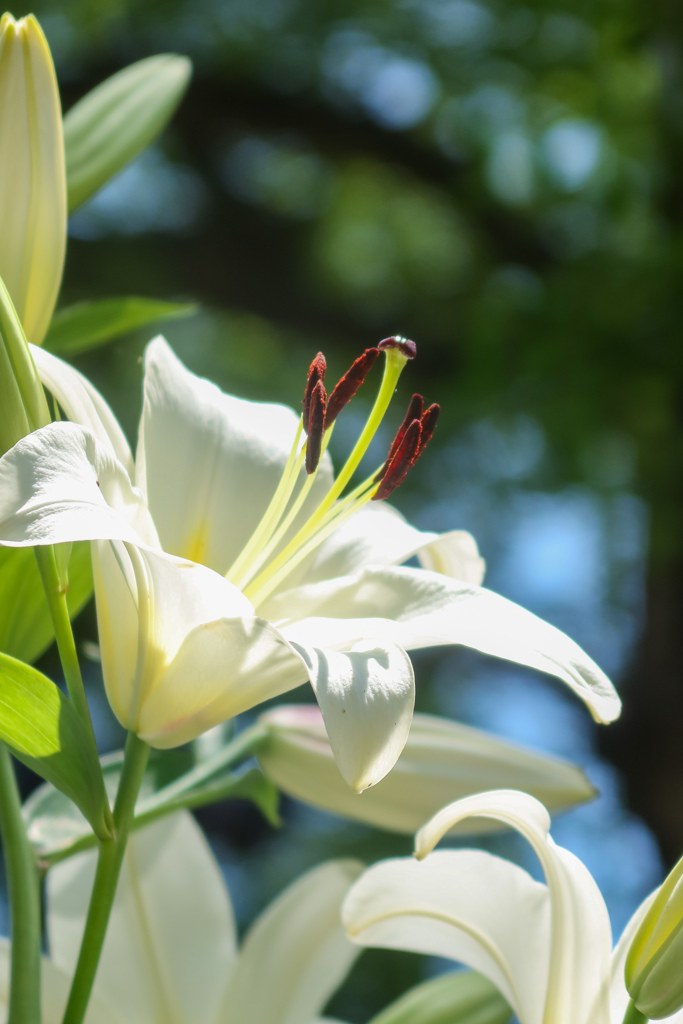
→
(373, 419, 422, 501)
(326, 347, 380, 426)
(416, 403, 440, 459)
(303, 352, 327, 434)
(305, 379, 327, 474)
(385, 394, 423, 468)
(378, 336, 417, 360)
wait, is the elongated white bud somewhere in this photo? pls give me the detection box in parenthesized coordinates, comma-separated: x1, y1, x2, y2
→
(0, 14, 66, 345)
(257, 704, 596, 832)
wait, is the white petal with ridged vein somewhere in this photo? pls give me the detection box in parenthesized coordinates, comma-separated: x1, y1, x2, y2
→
(137, 337, 333, 575)
(291, 639, 415, 792)
(267, 565, 620, 724)
(0, 422, 157, 547)
(294, 502, 484, 587)
(220, 859, 363, 1024)
(415, 790, 612, 1024)
(32, 344, 135, 475)
(48, 813, 237, 1024)
(343, 849, 550, 1024)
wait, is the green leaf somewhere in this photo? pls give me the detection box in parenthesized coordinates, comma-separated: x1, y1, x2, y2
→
(0, 653, 111, 840)
(24, 728, 276, 865)
(367, 972, 512, 1024)
(0, 543, 93, 663)
(43, 297, 196, 357)
(64, 54, 192, 212)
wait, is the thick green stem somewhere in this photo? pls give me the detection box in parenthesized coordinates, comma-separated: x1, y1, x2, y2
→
(0, 744, 41, 1024)
(61, 732, 150, 1024)
(34, 545, 93, 729)
(622, 999, 649, 1024)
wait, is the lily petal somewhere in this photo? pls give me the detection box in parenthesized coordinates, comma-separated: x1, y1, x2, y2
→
(93, 541, 301, 740)
(47, 812, 237, 1024)
(220, 859, 363, 1024)
(135, 611, 304, 748)
(0, 422, 155, 547)
(0, 936, 124, 1024)
(297, 502, 484, 586)
(290, 639, 415, 792)
(414, 790, 613, 1024)
(343, 849, 551, 1024)
(137, 336, 333, 574)
(257, 705, 596, 833)
(268, 566, 620, 724)
(31, 344, 135, 475)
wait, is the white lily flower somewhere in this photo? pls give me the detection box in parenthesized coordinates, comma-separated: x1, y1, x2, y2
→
(0, 336, 619, 791)
(343, 789, 683, 1024)
(42, 810, 362, 1024)
(0, 13, 66, 345)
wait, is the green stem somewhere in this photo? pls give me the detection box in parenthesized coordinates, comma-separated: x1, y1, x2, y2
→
(0, 744, 41, 1024)
(61, 732, 150, 1024)
(45, 725, 269, 867)
(34, 545, 92, 728)
(622, 999, 649, 1024)
(141, 723, 267, 809)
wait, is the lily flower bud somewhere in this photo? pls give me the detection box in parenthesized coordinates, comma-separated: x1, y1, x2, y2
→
(0, 274, 50, 455)
(625, 853, 683, 1018)
(0, 14, 66, 345)
(257, 704, 597, 834)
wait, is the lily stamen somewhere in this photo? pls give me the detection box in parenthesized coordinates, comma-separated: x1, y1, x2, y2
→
(305, 378, 326, 474)
(302, 351, 327, 434)
(374, 419, 422, 501)
(230, 336, 431, 604)
(326, 347, 379, 426)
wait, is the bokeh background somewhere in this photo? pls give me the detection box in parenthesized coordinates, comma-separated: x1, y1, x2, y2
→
(12, 0, 683, 1017)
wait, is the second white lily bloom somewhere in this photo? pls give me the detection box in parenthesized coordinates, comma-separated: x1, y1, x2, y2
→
(0, 337, 620, 791)
(0, 810, 360, 1024)
(343, 789, 683, 1024)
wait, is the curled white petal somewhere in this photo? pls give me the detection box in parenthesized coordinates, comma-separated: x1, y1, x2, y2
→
(0, 422, 154, 547)
(291, 639, 415, 793)
(272, 566, 620, 725)
(414, 790, 613, 1024)
(32, 344, 134, 474)
(343, 849, 550, 1024)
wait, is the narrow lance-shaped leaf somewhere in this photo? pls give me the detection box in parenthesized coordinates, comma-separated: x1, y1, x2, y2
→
(64, 54, 192, 212)
(43, 297, 196, 357)
(0, 653, 111, 839)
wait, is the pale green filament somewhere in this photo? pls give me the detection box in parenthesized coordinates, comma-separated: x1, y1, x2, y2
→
(313, 347, 407, 519)
(225, 419, 304, 585)
(232, 427, 334, 592)
(230, 346, 411, 606)
(245, 475, 380, 609)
